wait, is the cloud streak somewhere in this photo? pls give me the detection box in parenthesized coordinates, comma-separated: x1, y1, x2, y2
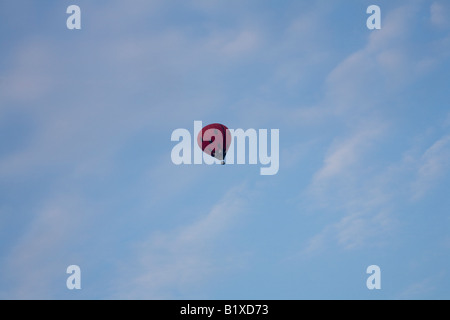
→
(412, 134, 450, 200)
(0, 196, 87, 299)
(299, 0, 449, 255)
(113, 184, 248, 299)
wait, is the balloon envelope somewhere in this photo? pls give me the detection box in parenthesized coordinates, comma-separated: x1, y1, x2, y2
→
(197, 123, 232, 161)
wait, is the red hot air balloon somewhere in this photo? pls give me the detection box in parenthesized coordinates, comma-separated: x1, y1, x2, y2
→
(197, 123, 232, 165)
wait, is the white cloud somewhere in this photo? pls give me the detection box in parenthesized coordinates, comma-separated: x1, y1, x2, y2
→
(396, 272, 445, 299)
(412, 135, 450, 199)
(221, 30, 261, 57)
(0, 25, 231, 179)
(304, 209, 394, 254)
(1, 197, 86, 299)
(366, 4, 418, 52)
(298, 1, 449, 255)
(0, 38, 56, 103)
(311, 125, 384, 188)
(244, 2, 442, 130)
(303, 130, 450, 254)
(113, 184, 248, 299)
(431, 2, 450, 29)
(324, 3, 438, 112)
(302, 125, 396, 253)
(335, 209, 392, 250)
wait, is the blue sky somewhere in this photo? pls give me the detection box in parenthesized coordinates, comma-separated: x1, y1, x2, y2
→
(0, 0, 449, 299)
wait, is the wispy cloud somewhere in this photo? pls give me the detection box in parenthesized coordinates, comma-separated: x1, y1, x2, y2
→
(431, 1, 450, 29)
(302, 125, 397, 253)
(0, 38, 56, 103)
(113, 184, 248, 299)
(218, 30, 262, 57)
(304, 209, 393, 253)
(303, 128, 450, 254)
(299, 1, 440, 255)
(311, 125, 385, 188)
(0, 197, 86, 299)
(412, 134, 450, 200)
(396, 271, 446, 299)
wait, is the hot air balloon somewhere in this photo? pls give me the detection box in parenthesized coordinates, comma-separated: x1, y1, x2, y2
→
(197, 123, 232, 165)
